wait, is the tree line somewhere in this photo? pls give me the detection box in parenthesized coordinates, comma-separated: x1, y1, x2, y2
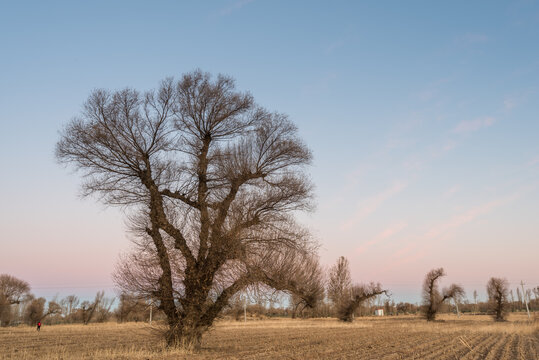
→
(3, 264, 535, 327)
(0, 274, 115, 326)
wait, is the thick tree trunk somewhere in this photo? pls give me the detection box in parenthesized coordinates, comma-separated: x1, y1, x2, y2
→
(425, 304, 436, 321)
(495, 297, 504, 321)
(163, 285, 222, 350)
(166, 322, 204, 349)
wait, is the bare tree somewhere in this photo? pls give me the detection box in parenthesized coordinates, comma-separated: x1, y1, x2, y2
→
(327, 256, 352, 309)
(79, 291, 105, 325)
(24, 297, 45, 325)
(473, 290, 478, 315)
(326, 256, 386, 321)
(60, 295, 80, 323)
(116, 293, 150, 322)
(0, 274, 31, 305)
(95, 296, 115, 323)
(0, 274, 32, 327)
(57, 71, 317, 349)
(486, 277, 509, 321)
(421, 268, 464, 321)
(0, 300, 10, 327)
(337, 283, 387, 322)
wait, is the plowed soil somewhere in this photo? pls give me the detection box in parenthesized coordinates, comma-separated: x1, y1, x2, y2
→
(0, 314, 537, 359)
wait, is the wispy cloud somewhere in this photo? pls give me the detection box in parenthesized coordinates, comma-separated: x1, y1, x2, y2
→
(442, 185, 460, 199)
(217, 0, 255, 17)
(461, 33, 489, 44)
(341, 181, 407, 231)
(300, 72, 338, 97)
(528, 156, 539, 167)
(382, 189, 529, 274)
(504, 98, 517, 110)
(442, 140, 457, 152)
(357, 221, 408, 255)
(325, 39, 346, 54)
(452, 117, 495, 134)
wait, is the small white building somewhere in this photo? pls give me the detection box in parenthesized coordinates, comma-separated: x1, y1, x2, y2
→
(374, 309, 384, 316)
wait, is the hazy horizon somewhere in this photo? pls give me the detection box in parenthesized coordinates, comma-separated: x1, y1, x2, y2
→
(1, 1, 538, 305)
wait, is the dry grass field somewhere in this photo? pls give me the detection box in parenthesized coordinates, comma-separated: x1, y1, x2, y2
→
(1, 314, 537, 359)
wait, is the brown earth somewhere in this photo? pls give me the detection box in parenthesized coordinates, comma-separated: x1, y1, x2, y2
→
(0, 314, 537, 359)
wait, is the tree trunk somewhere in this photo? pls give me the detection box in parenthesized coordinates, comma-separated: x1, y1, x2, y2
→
(166, 322, 203, 350)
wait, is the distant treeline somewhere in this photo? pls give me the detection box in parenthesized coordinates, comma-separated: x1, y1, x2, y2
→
(1, 270, 537, 326)
(222, 290, 539, 320)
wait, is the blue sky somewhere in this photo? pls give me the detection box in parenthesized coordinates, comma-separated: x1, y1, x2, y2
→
(1, 0, 538, 303)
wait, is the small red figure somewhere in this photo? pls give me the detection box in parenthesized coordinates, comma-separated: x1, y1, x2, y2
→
(37, 321, 41, 331)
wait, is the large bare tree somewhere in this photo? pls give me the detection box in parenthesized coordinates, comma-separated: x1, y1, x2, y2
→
(486, 277, 509, 321)
(57, 70, 319, 348)
(421, 268, 464, 321)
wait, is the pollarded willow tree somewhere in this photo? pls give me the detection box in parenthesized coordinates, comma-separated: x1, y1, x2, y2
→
(326, 256, 387, 322)
(56, 70, 323, 349)
(486, 277, 509, 321)
(421, 268, 464, 321)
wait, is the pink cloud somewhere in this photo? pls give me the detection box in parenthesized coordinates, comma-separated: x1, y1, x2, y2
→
(442, 185, 460, 199)
(341, 181, 407, 231)
(382, 192, 524, 274)
(357, 221, 408, 255)
(452, 117, 495, 134)
(423, 196, 515, 240)
(443, 140, 457, 152)
(527, 156, 539, 167)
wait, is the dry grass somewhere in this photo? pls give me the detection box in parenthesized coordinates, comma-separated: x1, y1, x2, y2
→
(1, 314, 537, 359)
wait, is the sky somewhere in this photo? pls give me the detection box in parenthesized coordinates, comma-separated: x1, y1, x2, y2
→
(1, 0, 538, 304)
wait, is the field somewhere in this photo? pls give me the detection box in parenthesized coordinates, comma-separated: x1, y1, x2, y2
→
(1, 314, 537, 359)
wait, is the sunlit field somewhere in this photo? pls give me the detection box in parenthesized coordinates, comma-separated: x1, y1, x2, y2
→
(1, 314, 537, 359)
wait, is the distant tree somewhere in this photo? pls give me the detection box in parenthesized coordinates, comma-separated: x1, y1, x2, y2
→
(60, 295, 80, 323)
(94, 295, 115, 323)
(0, 274, 32, 327)
(57, 71, 317, 349)
(396, 302, 419, 315)
(421, 268, 464, 321)
(45, 301, 62, 318)
(0, 298, 12, 327)
(473, 290, 478, 315)
(116, 293, 150, 322)
(487, 277, 509, 321)
(327, 256, 352, 309)
(337, 283, 387, 322)
(36, 300, 63, 324)
(24, 297, 46, 325)
(383, 299, 394, 316)
(0, 274, 31, 305)
(79, 291, 105, 325)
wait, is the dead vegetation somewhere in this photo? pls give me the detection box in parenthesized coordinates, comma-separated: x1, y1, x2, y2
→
(1, 314, 537, 359)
